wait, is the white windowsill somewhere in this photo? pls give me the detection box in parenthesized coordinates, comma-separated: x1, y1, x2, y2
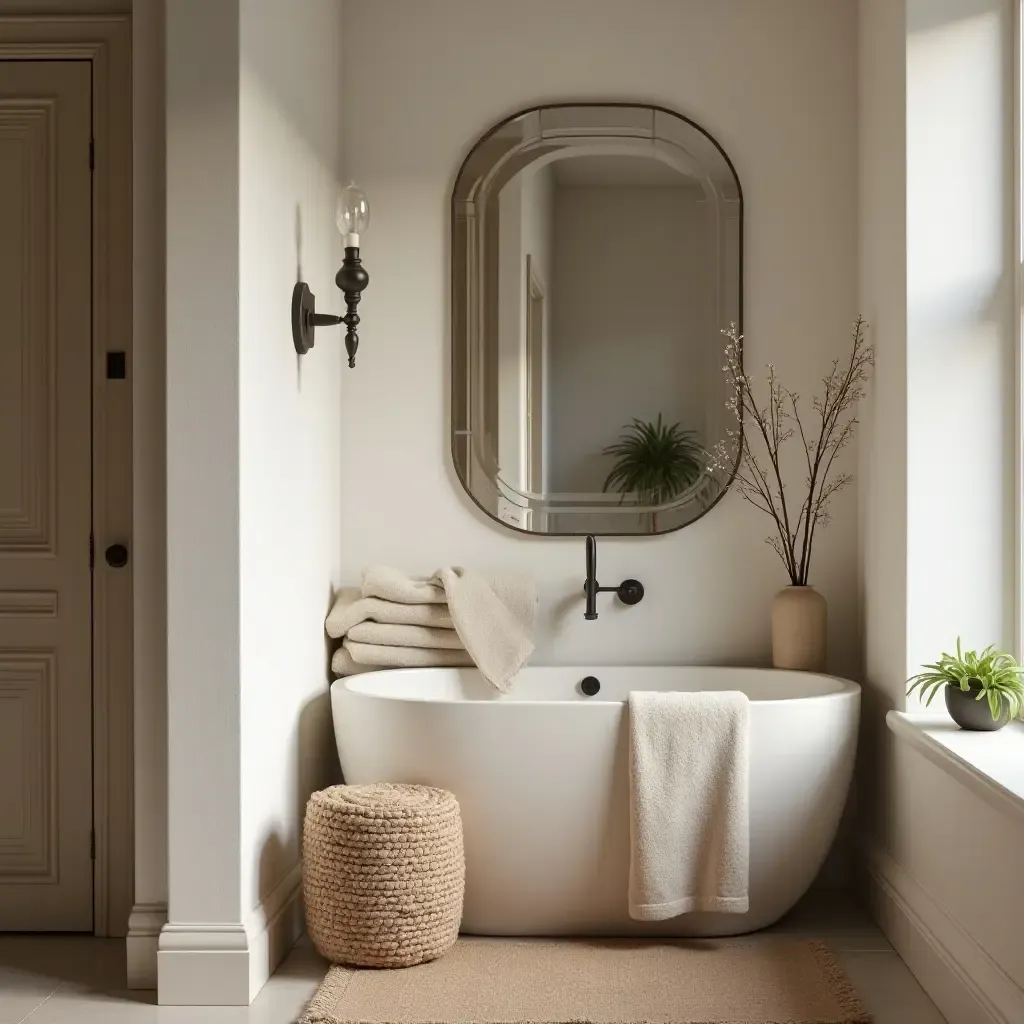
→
(887, 711, 1024, 827)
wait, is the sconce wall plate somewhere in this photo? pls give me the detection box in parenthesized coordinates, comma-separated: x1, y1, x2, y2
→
(291, 282, 341, 356)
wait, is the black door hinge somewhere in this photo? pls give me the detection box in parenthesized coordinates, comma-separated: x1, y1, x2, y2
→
(89, 138, 95, 171)
(89, 532, 95, 570)
(90, 830, 96, 860)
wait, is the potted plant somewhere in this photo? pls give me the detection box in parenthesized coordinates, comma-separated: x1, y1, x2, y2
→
(710, 317, 873, 672)
(602, 415, 704, 533)
(906, 639, 1024, 731)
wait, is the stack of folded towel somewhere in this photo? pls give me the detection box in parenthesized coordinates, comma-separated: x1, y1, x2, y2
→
(326, 566, 536, 692)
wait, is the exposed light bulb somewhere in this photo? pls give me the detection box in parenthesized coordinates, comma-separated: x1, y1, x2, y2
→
(336, 182, 370, 247)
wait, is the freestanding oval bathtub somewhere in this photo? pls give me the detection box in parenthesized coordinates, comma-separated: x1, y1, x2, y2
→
(330, 666, 859, 938)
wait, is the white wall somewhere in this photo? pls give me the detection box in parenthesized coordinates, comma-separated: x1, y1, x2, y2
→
(858, 1, 1020, 1019)
(238, 0, 345, 938)
(164, 0, 243, 940)
(162, 0, 344, 1005)
(340, 0, 861, 677)
(548, 184, 708, 493)
(873, 737, 1024, 1015)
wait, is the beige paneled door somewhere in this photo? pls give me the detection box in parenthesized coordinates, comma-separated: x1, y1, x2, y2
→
(0, 60, 94, 930)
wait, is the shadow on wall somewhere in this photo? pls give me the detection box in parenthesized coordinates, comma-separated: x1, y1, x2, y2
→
(294, 202, 305, 391)
(257, 829, 288, 914)
(323, 582, 342, 716)
(292, 686, 341, 905)
(249, 589, 340, 925)
(305, 581, 344, 808)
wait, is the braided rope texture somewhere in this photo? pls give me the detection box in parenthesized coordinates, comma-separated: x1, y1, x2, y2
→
(302, 783, 465, 969)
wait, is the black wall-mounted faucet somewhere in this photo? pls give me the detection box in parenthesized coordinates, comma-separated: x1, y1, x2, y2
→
(583, 535, 644, 620)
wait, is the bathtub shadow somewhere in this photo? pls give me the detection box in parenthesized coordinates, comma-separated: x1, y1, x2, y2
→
(569, 937, 723, 952)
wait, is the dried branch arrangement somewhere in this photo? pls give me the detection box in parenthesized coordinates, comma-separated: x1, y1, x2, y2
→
(711, 316, 873, 586)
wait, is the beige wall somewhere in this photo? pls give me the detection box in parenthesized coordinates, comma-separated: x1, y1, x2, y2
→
(339, 0, 862, 678)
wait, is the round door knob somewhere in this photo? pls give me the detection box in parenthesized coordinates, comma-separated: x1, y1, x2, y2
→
(105, 543, 129, 568)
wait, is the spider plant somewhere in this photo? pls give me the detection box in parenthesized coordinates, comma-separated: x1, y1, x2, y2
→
(906, 638, 1024, 722)
(602, 415, 705, 532)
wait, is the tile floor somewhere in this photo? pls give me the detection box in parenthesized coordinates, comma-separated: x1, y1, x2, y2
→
(0, 894, 946, 1024)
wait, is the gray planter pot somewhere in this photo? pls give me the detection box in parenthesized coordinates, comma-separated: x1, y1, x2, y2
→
(944, 683, 1011, 731)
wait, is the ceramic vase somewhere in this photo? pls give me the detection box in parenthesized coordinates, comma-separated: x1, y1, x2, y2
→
(772, 585, 827, 672)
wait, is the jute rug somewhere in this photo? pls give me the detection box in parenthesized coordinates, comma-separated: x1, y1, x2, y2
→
(300, 937, 871, 1024)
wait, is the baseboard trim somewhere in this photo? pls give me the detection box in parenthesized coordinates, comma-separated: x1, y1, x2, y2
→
(244, 859, 304, 1001)
(157, 862, 303, 1005)
(865, 843, 1024, 1024)
(126, 902, 167, 989)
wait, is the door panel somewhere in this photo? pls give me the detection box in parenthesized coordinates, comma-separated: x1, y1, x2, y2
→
(0, 60, 94, 930)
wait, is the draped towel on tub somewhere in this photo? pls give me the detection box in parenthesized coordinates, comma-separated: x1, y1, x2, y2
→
(627, 690, 750, 920)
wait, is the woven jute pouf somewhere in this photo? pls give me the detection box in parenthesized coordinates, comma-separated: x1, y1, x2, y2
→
(302, 783, 465, 968)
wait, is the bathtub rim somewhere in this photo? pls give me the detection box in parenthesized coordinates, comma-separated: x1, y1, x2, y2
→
(331, 666, 861, 707)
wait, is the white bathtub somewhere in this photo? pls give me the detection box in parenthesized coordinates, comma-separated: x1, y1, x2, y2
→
(330, 666, 859, 937)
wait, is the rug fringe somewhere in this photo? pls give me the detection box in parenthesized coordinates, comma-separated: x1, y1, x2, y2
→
(808, 940, 874, 1024)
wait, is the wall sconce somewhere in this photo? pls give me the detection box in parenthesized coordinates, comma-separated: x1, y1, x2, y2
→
(291, 182, 371, 365)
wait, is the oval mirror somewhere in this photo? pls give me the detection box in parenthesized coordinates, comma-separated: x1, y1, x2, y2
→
(451, 104, 742, 535)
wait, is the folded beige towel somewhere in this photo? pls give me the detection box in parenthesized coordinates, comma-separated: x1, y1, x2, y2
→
(346, 622, 466, 650)
(325, 587, 454, 639)
(331, 647, 376, 676)
(628, 690, 750, 921)
(329, 567, 536, 690)
(361, 567, 448, 605)
(430, 567, 534, 692)
(360, 566, 536, 635)
(333, 640, 475, 676)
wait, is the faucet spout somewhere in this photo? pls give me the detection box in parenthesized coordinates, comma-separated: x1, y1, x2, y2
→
(584, 535, 599, 620)
(583, 535, 644, 620)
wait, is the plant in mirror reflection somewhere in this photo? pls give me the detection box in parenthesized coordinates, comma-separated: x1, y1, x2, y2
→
(602, 415, 705, 533)
(709, 316, 873, 586)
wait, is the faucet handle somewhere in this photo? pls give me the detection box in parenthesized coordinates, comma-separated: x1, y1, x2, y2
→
(617, 579, 645, 606)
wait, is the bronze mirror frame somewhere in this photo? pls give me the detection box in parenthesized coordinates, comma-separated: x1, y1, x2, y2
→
(450, 102, 743, 536)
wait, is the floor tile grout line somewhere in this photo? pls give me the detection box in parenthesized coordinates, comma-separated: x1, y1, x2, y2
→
(15, 982, 65, 1024)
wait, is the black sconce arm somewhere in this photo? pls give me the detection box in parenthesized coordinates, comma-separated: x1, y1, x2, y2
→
(291, 246, 370, 364)
(308, 312, 343, 328)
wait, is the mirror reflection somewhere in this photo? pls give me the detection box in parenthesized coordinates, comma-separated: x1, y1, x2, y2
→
(451, 105, 742, 535)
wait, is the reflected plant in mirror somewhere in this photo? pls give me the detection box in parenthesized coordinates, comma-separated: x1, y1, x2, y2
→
(602, 416, 706, 533)
(451, 104, 742, 535)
